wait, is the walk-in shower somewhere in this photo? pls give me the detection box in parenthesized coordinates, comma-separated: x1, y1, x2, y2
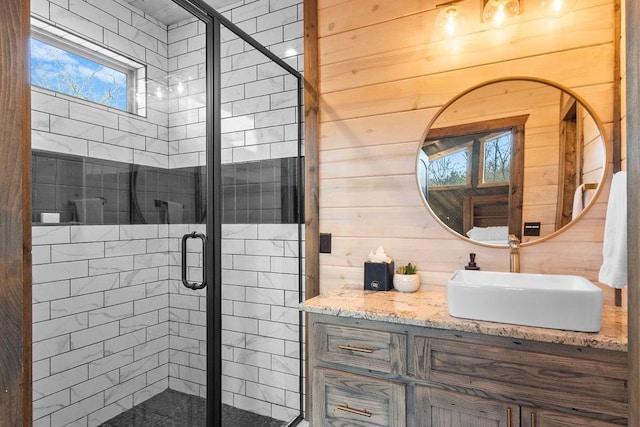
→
(30, 0, 304, 425)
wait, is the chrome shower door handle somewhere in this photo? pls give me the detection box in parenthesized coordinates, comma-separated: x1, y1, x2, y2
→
(181, 232, 207, 290)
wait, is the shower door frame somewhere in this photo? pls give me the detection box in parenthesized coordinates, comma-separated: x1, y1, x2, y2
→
(173, 1, 304, 425)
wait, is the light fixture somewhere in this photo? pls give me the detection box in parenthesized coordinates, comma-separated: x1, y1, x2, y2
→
(435, 2, 466, 38)
(483, 0, 520, 28)
(540, 0, 575, 17)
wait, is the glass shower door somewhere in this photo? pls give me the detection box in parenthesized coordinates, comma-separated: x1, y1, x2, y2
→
(30, 0, 214, 425)
(218, 18, 304, 427)
(164, 1, 212, 425)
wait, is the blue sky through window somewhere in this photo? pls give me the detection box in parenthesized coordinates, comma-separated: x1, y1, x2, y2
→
(482, 132, 511, 184)
(427, 148, 469, 187)
(30, 37, 128, 111)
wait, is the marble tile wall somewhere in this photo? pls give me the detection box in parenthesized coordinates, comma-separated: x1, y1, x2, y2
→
(32, 224, 172, 427)
(31, 0, 171, 169)
(30, 0, 304, 169)
(218, 223, 302, 422)
(167, 17, 208, 169)
(166, 0, 304, 168)
(116, 222, 303, 423)
(32, 221, 303, 426)
(218, 0, 304, 165)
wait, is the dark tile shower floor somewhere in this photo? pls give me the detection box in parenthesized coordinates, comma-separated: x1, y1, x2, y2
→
(100, 389, 286, 427)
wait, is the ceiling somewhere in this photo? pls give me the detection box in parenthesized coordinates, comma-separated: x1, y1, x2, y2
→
(125, 0, 241, 26)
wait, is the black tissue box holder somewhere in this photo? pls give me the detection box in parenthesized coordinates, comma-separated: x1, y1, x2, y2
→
(364, 261, 394, 291)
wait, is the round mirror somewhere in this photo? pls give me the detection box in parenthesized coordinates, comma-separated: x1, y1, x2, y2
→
(417, 78, 609, 247)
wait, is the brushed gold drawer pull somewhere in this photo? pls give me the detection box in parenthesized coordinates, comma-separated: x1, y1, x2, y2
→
(507, 408, 512, 427)
(531, 411, 537, 427)
(337, 404, 372, 417)
(338, 344, 373, 353)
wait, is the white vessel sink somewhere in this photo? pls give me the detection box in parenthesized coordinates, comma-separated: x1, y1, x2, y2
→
(447, 270, 603, 332)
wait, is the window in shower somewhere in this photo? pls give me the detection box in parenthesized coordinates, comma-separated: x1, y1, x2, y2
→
(30, 20, 144, 114)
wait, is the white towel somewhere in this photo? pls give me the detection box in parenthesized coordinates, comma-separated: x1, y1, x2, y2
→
(74, 198, 104, 224)
(598, 172, 627, 289)
(571, 184, 597, 220)
(166, 201, 183, 224)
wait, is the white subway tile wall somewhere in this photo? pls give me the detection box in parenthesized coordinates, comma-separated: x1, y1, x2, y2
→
(31, 0, 303, 425)
(220, 224, 303, 420)
(32, 225, 167, 426)
(32, 222, 303, 425)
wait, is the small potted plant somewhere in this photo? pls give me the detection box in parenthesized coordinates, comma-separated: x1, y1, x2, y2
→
(394, 263, 420, 293)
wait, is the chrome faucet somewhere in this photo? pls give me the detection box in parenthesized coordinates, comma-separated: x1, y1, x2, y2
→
(508, 234, 520, 273)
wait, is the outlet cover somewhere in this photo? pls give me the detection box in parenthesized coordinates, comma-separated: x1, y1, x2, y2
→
(523, 222, 541, 236)
(319, 233, 332, 253)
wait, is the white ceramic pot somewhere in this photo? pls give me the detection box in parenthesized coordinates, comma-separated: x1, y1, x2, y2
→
(393, 274, 420, 293)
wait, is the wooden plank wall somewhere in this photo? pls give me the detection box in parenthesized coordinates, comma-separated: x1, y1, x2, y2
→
(0, 0, 32, 425)
(316, 0, 621, 304)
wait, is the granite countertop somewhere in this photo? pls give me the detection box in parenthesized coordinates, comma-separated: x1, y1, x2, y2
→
(300, 288, 628, 352)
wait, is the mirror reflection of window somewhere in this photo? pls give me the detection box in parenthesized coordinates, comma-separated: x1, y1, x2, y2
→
(422, 119, 525, 240)
(418, 79, 608, 246)
(480, 131, 512, 185)
(426, 143, 472, 188)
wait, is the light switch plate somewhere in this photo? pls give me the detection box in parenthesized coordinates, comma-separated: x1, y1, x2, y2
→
(319, 233, 332, 253)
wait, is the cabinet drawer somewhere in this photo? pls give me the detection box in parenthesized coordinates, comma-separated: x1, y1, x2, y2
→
(414, 336, 628, 418)
(315, 322, 406, 374)
(312, 368, 406, 427)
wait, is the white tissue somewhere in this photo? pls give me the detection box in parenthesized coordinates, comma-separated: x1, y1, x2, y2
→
(368, 246, 392, 263)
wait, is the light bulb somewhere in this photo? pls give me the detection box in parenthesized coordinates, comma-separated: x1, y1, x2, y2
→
(483, 0, 520, 28)
(494, 4, 506, 26)
(436, 5, 465, 38)
(540, 0, 576, 17)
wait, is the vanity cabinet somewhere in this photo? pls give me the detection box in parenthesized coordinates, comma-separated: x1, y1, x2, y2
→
(308, 313, 628, 426)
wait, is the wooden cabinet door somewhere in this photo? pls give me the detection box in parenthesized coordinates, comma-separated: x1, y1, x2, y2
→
(415, 386, 519, 427)
(521, 407, 625, 427)
(313, 368, 406, 426)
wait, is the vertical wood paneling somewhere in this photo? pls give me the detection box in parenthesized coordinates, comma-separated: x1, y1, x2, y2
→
(304, 0, 320, 420)
(305, 0, 320, 300)
(614, 0, 622, 174)
(316, 0, 619, 298)
(624, 0, 639, 423)
(0, 0, 31, 425)
(613, 0, 623, 309)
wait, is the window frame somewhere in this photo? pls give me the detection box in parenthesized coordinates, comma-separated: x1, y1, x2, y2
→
(30, 24, 142, 114)
(426, 141, 473, 190)
(478, 130, 513, 188)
